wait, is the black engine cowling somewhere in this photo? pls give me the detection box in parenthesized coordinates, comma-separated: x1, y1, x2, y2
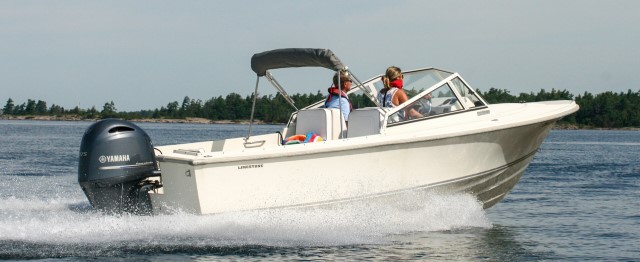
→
(78, 119, 161, 215)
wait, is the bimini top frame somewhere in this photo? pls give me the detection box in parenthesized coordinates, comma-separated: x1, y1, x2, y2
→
(245, 48, 379, 142)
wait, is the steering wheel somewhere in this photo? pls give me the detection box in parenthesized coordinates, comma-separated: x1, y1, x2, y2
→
(417, 99, 432, 116)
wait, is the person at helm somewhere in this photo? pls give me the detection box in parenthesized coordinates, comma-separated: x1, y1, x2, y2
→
(377, 66, 423, 120)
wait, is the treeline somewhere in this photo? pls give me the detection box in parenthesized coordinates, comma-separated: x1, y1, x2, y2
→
(0, 93, 327, 123)
(480, 88, 640, 128)
(2, 88, 640, 128)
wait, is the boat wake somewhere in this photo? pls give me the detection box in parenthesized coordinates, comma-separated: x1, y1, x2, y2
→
(0, 192, 490, 258)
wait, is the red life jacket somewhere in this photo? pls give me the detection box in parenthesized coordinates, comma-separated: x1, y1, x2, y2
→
(389, 78, 403, 89)
(324, 87, 353, 111)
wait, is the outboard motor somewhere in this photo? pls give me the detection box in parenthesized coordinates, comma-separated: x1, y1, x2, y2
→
(78, 119, 161, 215)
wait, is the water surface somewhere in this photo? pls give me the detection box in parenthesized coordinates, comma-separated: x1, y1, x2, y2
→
(0, 120, 638, 260)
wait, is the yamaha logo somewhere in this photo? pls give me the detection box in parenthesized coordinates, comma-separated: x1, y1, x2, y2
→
(98, 155, 131, 164)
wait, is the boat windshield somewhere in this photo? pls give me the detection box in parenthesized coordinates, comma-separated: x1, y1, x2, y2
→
(360, 68, 487, 123)
(301, 67, 487, 123)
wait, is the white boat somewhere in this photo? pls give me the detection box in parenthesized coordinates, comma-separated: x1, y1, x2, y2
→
(78, 48, 579, 215)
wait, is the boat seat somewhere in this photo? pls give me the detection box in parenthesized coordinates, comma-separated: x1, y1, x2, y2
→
(295, 108, 346, 140)
(347, 107, 384, 138)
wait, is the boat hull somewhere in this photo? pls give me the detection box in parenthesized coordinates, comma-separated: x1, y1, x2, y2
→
(150, 120, 554, 215)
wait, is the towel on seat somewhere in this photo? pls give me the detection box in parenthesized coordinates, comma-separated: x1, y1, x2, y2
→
(284, 133, 324, 145)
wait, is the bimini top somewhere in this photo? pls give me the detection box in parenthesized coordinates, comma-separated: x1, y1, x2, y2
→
(251, 48, 346, 76)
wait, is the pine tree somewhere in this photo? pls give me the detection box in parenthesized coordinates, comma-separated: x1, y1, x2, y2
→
(2, 98, 14, 115)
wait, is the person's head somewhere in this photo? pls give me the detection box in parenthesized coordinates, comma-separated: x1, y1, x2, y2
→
(382, 66, 403, 89)
(385, 66, 402, 81)
(333, 70, 352, 91)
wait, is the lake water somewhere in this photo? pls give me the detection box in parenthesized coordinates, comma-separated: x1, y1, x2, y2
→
(0, 120, 638, 261)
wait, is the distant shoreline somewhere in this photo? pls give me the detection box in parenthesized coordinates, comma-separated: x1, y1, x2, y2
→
(0, 115, 272, 125)
(543, 123, 639, 131)
(1, 115, 638, 130)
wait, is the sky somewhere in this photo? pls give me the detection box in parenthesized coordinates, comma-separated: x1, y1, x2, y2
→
(1, 1, 639, 111)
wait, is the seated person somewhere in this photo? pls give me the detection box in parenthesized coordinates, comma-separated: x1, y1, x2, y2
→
(377, 66, 422, 120)
(324, 70, 353, 122)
